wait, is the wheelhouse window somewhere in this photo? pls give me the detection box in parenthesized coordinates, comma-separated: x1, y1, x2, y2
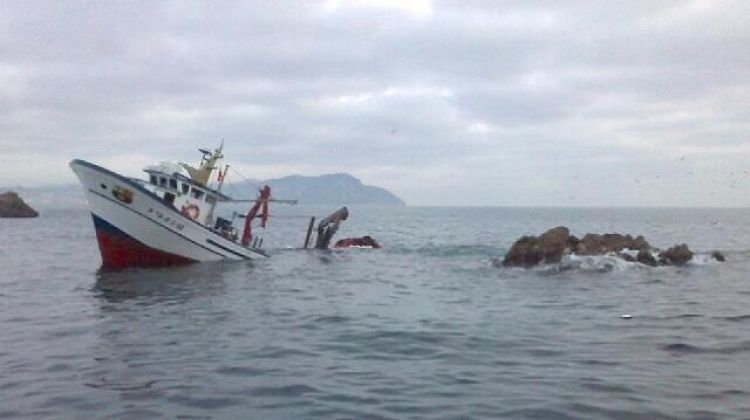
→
(205, 194, 216, 204)
(150, 175, 157, 185)
(169, 178, 178, 190)
(159, 177, 167, 187)
(190, 187, 204, 200)
(181, 183, 189, 194)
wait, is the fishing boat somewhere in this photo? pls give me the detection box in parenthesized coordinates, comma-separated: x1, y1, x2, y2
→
(70, 143, 274, 269)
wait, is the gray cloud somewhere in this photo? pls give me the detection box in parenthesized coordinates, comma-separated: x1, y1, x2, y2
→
(1, 0, 749, 206)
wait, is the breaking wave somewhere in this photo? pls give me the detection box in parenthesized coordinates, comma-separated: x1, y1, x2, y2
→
(512, 252, 729, 274)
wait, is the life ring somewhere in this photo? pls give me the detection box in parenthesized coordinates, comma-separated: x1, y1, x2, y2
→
(181, 204, 200, 220)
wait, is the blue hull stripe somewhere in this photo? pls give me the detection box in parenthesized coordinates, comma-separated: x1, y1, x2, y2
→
(92, 213, 132, 239)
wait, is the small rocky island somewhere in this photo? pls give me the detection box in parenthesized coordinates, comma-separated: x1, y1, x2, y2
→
(501, 226, 721, 268)
(0, 191, 39, 218)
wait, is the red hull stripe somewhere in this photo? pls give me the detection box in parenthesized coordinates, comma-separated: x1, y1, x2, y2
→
(92, 214, 196, 269)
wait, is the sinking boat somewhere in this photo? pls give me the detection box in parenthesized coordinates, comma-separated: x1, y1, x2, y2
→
(70, 143, 274, 269)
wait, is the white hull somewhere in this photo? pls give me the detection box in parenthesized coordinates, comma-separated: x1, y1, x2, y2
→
(70, 159, 267, 268)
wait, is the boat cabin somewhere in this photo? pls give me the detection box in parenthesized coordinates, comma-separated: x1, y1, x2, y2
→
(143, 165, 214, 219)
(134, 143, 264, 247)
(140, 160, 238, 242)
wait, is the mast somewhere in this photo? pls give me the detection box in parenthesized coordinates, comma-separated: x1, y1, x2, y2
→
(206, 163, 228, 226)
(181, 140, 224, 186)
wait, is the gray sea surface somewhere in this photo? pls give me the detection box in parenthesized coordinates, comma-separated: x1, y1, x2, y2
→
(2, 206, 750, 419)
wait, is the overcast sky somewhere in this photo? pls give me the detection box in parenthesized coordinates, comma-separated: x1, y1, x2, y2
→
(1, 0, 749, 206)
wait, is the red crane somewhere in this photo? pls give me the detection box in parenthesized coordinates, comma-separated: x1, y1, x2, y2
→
(241, 185, 271, 247)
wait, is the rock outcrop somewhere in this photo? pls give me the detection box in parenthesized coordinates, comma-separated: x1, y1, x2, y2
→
(0, 191, 39, 218)
(636, 250, 658, 267)
(658, 244, 693, 266)
(502, 227, 704, 268)
(502, 226, 571, 267)
(575, 233, 650, 255)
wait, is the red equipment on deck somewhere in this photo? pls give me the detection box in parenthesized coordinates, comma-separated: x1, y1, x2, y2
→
(241, 185, 271, 246)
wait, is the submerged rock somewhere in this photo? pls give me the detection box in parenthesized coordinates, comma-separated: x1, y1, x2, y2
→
(636, 250, 658, 267)
(334, 235, 381, 249)
(659, 244, 694, 265)
(711, 251, 726, 262)
(0, 191, 38, 218)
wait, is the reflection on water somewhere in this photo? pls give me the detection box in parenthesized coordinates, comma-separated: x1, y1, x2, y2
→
(93, 261, 247, 304)
(83, 261, 267, 418)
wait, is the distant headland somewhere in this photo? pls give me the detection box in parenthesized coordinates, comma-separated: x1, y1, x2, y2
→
(243, 173, 406, 206)
(4, 173, 405, 209)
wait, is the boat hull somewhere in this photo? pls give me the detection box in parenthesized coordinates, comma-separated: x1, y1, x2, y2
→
(70, 159, 267, 269)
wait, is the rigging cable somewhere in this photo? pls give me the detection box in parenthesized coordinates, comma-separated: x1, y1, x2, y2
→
(228, 166, 262, 191)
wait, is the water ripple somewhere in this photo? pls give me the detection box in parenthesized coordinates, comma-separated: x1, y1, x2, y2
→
(3, 208, 750, 419)
(662, 341, 750, 355)
(716, 314, 750, 322)
(250, 384, 319, 397)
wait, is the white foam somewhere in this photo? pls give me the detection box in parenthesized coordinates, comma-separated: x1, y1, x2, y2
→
(562, 253, 635, 272)
(689, 253, 716, 265)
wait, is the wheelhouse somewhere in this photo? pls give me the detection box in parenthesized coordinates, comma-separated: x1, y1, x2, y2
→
(129, 143, 271, 248)
(140, 162, 229, 230)
(145, 170, 215, 201)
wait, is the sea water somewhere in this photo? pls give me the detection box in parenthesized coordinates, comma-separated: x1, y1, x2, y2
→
(1, 207, 750, 419)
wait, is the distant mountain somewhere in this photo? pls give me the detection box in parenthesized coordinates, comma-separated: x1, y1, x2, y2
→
(247, 173, 405, 206)
(3, 173, 405, 209)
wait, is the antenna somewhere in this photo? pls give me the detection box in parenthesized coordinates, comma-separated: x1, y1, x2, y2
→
(198, 148, 211, 165)
(215, 139, 225, 159)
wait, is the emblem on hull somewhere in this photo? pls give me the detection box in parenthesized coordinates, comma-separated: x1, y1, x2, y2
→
(112, 186, 134, 204)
